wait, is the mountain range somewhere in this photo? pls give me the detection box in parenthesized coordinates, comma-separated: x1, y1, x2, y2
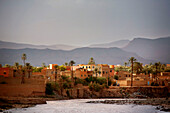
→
(0, 40, 79, 50)
(0, 37, 169, 66)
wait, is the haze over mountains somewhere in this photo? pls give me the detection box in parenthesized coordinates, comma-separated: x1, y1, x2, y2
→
(0, 37, 169, 66)
(89, 40, 130, 48)
(0, 40, 79, 50)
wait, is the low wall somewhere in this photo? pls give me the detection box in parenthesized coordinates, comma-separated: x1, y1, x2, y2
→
(0, 77, 45, 97)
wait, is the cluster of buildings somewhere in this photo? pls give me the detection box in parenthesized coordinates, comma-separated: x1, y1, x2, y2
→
(33, 64, 115, 81)
(0, 63, 170, 87)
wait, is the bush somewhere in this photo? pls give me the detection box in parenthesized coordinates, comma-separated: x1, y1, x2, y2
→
(45, 83, 54, 95)
(96, 77, 106, 85)
(114, 75, 119, 80)
(63, 82, 70, 89)
(88, 83, 102, 92)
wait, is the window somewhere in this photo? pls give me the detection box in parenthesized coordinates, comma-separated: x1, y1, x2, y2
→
(84, 75, 86, 77)
(92, 66, 94, 68)
(3, 72, 6, 74)
(86, 66, 88, 68)
(103, 71, 105, 74)
(110, 70, 112, 72)
(81, 75, 83, 77)
(89, 66, 90, 68)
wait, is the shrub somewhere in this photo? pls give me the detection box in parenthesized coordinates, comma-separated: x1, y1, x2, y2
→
(88, 83, 102, 92)
(114, 75, 119, 80)
(96, 77, 106, 85)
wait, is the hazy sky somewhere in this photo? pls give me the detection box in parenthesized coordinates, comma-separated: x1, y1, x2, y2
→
(0, 0, 170, 46)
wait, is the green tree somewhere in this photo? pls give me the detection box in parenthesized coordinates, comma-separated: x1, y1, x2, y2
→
(94, 68, 98, 77)
(21, 53, 27, 66)
(69, 60, 75, 80)
(4, 64, 10, 68)
(64, 62, 68, 66)
(26, 63, 32, 78)
(60, 65, 66, 71)
(88, 57, 95, 65)
(133, 62, 143, 75)
(54, 65, 60, 83)
(129, 57, 136, 87)
(42, 63, 46, 68)
(124, 62, 128, 67)
(114, 75, 119, 80)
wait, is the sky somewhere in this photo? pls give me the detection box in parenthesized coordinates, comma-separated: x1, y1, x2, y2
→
(0, 0, 170, 46)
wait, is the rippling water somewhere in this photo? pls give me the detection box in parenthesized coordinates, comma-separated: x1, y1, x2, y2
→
(4, 99, 166, 113)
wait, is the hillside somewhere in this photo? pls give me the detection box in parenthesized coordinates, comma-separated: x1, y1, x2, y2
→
(123, 37, 170, 64)
(0, 47, 152, 66)
(89, 40, 130, 48)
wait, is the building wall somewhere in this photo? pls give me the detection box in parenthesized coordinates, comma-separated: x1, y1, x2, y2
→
(0, 77, 45, 97)
(0, 67, 13, 77)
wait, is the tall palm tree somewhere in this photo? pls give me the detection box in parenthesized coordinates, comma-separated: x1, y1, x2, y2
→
(94, 68, 98, 77)
(54, 65, 60, 83)
(21, 53, 27, 84)
(26, 63, 32, 78)
(64, 62, 68, 66)
(134, 62, 143, 75)
(88, 57, 95, 65)
(154, 62, 159, 83)
(22, 53, 27, 66)
(124, 62, 127, 67)
(129, 57, 136, 87)
(69, 60, 75, 80)
(13, 62, 19, 77)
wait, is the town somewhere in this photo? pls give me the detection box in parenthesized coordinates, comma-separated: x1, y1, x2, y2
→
(0, 54, 170, 98)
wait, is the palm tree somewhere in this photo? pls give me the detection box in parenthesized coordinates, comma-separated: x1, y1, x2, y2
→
(134, 62, 143, 75)
(64, 62, 68, 66)
(42, 63, 46, 68)
(54, 65, 60, 83)
(124, 62, 127, 67)
(88, 57, 95, 65)
(129, 57, 136, 87)
(21, 53, 27, 84)
(13, 62, 19, 77)
(69, 60, 75, 80)
(154, 62, 159, 83)
(21, 53, 27, 66)
(94, 68, 98, 77)
(14, 62, 19, 69)
(26, 63, 32, 78)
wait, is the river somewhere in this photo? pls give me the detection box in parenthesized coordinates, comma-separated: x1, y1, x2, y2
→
(4, 99, 166, 113)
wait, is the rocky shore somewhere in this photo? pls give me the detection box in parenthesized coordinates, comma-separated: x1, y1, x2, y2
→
(87, 98, 170, 112)
(0, 96, 63, 112)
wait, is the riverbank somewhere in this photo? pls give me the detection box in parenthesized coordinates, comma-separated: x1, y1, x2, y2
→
(87, 98, 170, 112)
(0, 96, 68, 112)
(1, 97, 170, 112)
